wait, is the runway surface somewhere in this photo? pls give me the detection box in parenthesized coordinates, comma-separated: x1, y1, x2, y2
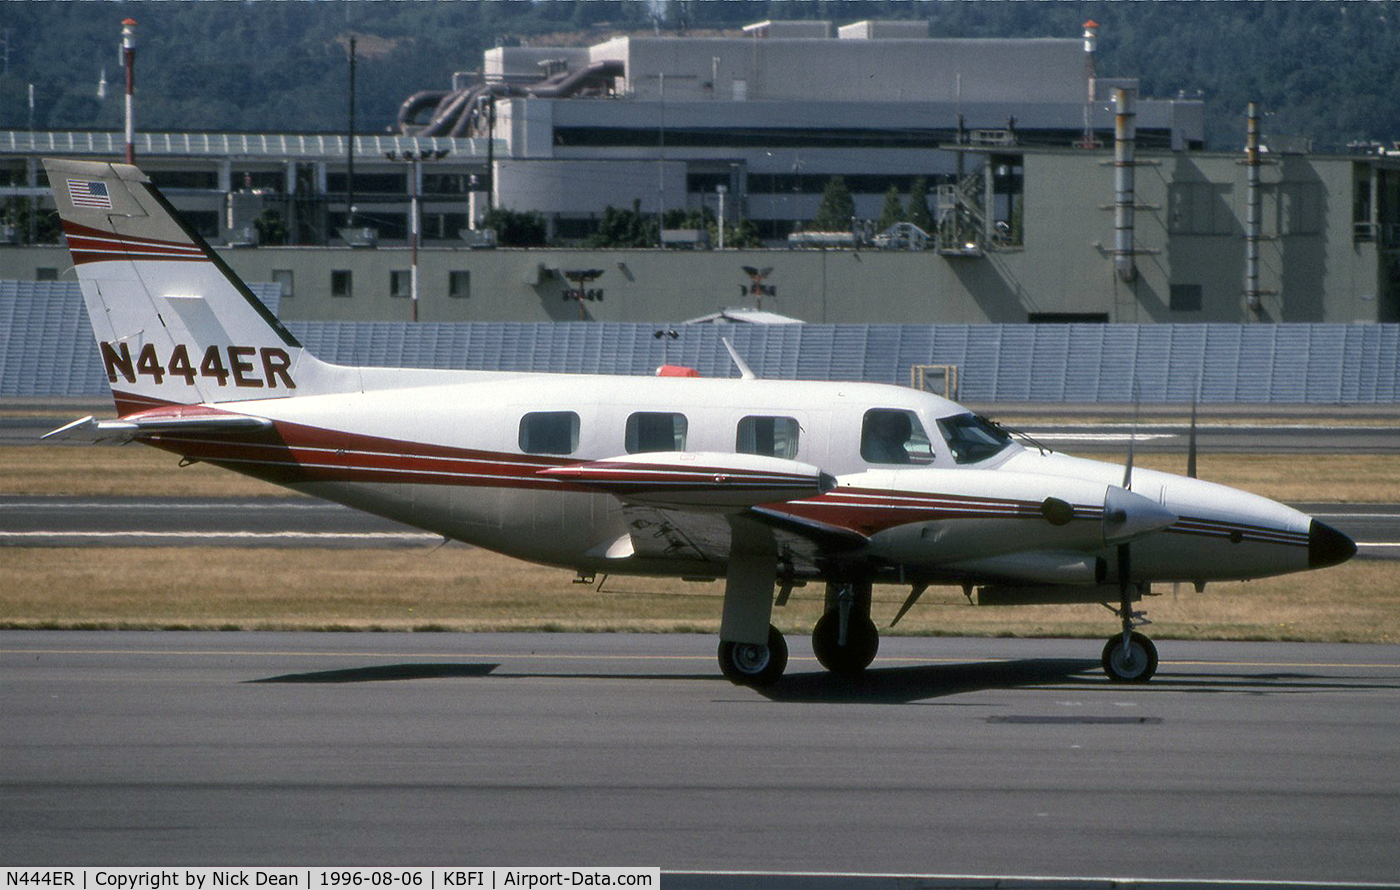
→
(4, 495, 1397, 559)
(3, 631, 1399, 887)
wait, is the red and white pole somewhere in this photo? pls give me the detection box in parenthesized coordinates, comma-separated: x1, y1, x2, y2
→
(122, 18, 136, 164)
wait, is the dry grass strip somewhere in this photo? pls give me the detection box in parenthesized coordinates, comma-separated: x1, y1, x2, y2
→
(2, 546, 1395, 643)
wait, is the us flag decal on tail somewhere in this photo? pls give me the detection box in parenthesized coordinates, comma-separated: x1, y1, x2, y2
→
(68, 179, 113, 209)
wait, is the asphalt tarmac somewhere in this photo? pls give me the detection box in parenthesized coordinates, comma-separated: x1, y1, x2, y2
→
(3, 631, 1399, 888)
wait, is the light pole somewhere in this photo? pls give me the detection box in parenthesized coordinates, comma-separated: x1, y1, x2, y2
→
(121, 18, 136, 164)
(716, 184, 726, 250)
(386, 148, 448, 322)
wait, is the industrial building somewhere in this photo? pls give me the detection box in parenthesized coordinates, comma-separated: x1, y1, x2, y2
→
(1, 19, 1397, 326)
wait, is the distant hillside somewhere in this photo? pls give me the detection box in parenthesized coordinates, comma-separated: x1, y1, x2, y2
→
(2, 0, 1396, 151)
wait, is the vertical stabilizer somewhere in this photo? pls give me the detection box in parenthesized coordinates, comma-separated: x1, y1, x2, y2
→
(45, 158, 348, 415)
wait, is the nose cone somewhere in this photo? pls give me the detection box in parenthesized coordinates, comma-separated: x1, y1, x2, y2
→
(1103, 486, 1178, 545)
(1309, 520, 1357, 569)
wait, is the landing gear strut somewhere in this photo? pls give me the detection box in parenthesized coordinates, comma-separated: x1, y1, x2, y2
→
(811, 581, 879, 677)
(718, 624, 788, 687)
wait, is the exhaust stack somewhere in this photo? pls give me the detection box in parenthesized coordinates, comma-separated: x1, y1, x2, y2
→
(1113, 87, 1137, 283)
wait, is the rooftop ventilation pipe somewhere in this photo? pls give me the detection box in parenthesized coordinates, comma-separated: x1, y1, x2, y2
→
(1245, 101, 1263, 314)
(1113, 87, 1137, 283)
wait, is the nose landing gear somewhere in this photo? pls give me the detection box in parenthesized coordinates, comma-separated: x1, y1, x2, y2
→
(1102, 630, 1158, 682)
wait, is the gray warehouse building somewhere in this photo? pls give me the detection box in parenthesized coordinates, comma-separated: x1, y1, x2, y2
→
(2, 18, 1397, 325)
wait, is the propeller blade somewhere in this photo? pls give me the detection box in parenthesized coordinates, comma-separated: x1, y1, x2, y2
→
(1122, 381, 1140, 490)
(1186, 387, 1199, 479)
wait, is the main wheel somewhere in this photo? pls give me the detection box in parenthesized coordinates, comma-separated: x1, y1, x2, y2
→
(811, 610, 880, 677)
(718, 624, 788, 687)
(1101, 632, 1158, 683)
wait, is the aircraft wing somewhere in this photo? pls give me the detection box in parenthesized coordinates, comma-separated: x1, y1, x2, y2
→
(43, 410, 272, 445)
(544, 452, 860, 573)
(538, 451, 834, 509)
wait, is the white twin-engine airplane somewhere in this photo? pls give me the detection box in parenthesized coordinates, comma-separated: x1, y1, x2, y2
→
(43, 158, 1356, 686)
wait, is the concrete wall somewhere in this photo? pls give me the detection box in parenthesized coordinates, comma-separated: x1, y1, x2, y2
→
(4, 150, 1388, 326)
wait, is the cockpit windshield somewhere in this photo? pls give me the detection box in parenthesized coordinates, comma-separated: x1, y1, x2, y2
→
(936, 413, 1013, 465)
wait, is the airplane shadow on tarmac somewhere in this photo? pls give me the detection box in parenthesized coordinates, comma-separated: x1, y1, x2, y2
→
(246, 658, 1395, 702)
(760, 658, 1102, 705)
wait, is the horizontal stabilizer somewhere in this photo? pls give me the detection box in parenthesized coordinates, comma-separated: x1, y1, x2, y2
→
(43, 410, 272, 445)
(539, 451, 833, 509)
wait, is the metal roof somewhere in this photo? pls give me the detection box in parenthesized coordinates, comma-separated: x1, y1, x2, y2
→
(0, 131, 493, 160)
(3, 281, 1397, 404)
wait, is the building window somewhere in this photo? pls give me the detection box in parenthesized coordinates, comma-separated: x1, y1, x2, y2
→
(737, 416, 800, 460)
(36, 267, 58, 281)
(1027, 312, 1109, 323)
(272, 269, 294, 299)
(1168, 182, 1237, 236)
(331, 270, 353, 298)
(449, 271, 471, 299)
(390, 270, 411, 298)
(519, 411, 580, 455)
(626, 412, 687, 454)
(183, 210, 220, 239)
(1170, 284, 1203, 312)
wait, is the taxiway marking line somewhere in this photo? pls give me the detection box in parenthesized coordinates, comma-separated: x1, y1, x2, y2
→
(0, 530, 438, 541)
(3, 646, 1398, 671)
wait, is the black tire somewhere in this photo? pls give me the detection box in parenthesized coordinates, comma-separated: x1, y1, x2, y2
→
(1101, 632, 1158, 683)
(811, 610, 880, 677)
(718, 625, 788, 687)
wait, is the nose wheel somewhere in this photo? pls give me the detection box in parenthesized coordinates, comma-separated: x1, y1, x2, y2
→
(1101, 631, 1158, 682)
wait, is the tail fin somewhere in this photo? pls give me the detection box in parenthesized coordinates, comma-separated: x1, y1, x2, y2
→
(45, 158, 342, 415)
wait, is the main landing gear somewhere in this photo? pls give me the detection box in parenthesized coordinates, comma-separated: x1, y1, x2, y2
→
(811, 580, 879, 677)
(717, 624, 788, 687)
(715, 580, 882, 688)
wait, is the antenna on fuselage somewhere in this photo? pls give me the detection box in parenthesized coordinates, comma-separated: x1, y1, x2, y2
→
(1186, 379, 1200, 479)
(722, 337, 757, 381)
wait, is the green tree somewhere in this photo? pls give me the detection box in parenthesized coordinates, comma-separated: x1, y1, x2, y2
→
(0, 197, 61, 245)
(876, 185, 905, 231)
(586, 201, 651, 248)
(482, 207, 548, 247)
(811, 177, 855, 231)
(906, 177, 934, 232)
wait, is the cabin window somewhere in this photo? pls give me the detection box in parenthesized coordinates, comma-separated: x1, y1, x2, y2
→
(519, 411, 580, 455)
(860, 409, 935, 465)
(737, 416, 800, 460)
(937, 413, 1013, 465)
(626, 412, 687, 453)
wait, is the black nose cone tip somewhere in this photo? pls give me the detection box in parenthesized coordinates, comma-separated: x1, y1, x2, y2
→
(1309, 520, 1357, 569)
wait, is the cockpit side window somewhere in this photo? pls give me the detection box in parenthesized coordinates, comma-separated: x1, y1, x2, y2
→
(737, 415, 800, 460)
(626, 411, 688, 453)
(937, 412, 1013, 464)
(860, 409, 935, 465)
